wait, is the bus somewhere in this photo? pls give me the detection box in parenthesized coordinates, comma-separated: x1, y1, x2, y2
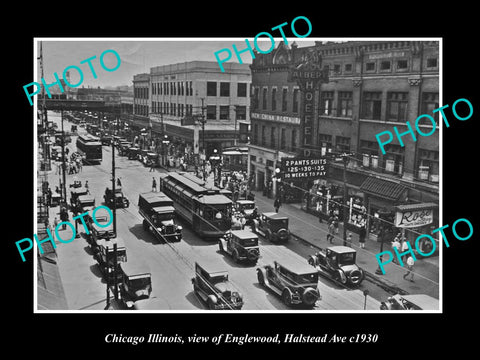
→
(220, 146, 248, 172)
(76, 134, 102, 164)
(159, 172, 232, 239)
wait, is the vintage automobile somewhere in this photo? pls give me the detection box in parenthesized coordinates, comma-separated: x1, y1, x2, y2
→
(87, 214, 115, 247)
(308, 245, 365, 286)
(69, 179, 82, 189)
(93, 236, 127, 284)
(191, 262, 244, 310)
(104, 186, 129, 209)
(74, 194, 96, 214)
(144, 152, 159, 167)
(257, 260, 321, 308)
(127, 147, 140, 160)
(118, 141, 132, 156)
(118, 262, 152, 309)
(70, 187, 88, 210)
(252, 212, 290, 242)
(218, 229, 260, 264)
(380, 294, 439, 311)
(234, 199, 256, 219)
(101, 135, 112, 146)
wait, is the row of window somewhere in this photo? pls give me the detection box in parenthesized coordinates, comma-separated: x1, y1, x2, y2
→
(134, 104, 149, 117)
(322, 56, 438, 76)
(251, 124, 298, 152)
(134, 87, 149, 99)
(206, 82, 248, 97)
(254, 86, 439, 123)
(151, 81, 194, 96)
(149, 102, 248, 121)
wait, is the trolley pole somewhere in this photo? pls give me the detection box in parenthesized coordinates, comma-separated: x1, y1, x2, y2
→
(342, 154, 348, 246)
(112, 116, 117, 237)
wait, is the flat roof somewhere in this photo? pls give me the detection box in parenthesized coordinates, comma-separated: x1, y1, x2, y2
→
(328, 245, 357, 254)
(231, 229, 258, 240)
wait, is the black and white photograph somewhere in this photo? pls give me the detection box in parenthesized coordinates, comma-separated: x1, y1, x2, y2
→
(6, 8, 479, 354)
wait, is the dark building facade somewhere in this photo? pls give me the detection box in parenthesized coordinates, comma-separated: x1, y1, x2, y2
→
(249, 40, 440, 244)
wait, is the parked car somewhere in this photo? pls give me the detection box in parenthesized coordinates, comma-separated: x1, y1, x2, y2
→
(234, 199, 256, 219)
(257, 260, 321, 308)
(218, 230, 260, 264)
(104, 186, 129, 209)
(380, 294, 439, 310)
(191, 262, 244, 310)
(252, 212, 290, 242)
(119, 262, 152, 309)
(308, 246, 364, 286)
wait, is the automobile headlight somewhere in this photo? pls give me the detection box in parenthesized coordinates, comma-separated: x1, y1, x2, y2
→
(177, 226, 182, 231)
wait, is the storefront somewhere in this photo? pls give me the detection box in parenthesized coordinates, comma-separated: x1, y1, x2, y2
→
(394, 202, 439, 255)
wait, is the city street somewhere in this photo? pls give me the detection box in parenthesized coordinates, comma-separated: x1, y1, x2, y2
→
(45, 111, 392, 311)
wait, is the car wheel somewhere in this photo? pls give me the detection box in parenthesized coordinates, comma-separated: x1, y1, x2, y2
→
(303, 288, 319, 307)
(282, 289, 292, 307)
(207, 297, 216, 310)
(257, 270, 265, 286)
(349, 269, 364, 286)
(232, 250, 240, 263)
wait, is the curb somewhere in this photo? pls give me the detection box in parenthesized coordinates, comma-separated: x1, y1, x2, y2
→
(289, 232, 409, 295)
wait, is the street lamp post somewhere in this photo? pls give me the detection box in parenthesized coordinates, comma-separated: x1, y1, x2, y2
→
(342, 154, 348, 246)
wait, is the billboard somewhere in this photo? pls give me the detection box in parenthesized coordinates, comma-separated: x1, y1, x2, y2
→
(281, 157, 327, 180)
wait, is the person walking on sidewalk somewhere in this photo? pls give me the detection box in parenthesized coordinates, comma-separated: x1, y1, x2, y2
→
(274, 197, 281, 213)
(391, 236, 401, 264)
(403, 255, 415, 282)
(359, 225, 366, 249)
(400, 237, 409, 265)
(326, 215, 336, 243)
(152, 177, 157, 192)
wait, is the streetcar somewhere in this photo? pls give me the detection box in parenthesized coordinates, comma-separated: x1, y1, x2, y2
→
(221, 146, 248, 172)
(76, 134, 102, 164)
(159, 172, 233, 239)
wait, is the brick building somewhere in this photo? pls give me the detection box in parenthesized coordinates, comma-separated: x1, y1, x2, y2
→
(249, 40, 440, 244)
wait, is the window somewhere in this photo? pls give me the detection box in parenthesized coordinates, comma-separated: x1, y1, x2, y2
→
(252, 87, 259, 110)
(207, 82, 217, 96)
(344, 63, 353, 73)
(220, 82, 230, 97)
(417, 149, 439, 182)
(336, 136, 350, 153)
(270, 127, 276, 148)
(396, 59, 408, 70)
(365, 62, 376, 72)
(220, 106, 229, 120)
(360, 140, 379, 169)
(338, 91, 353, 117)
(426, 57, 438, 68)
(262, 88, 268, 110)
(292, 89, 299, 113)
(421, 92, 439, 124)
(235, 105, 246, 120)
(253, 124, 258, 144)
(237, 83, 247, 97)
(261, 126, 266, 146)
(320, 91, 334, 116)
(387, 92, 408, 121)
(318, 134, 332, 156)
(271, 88, 277, 111)
(280, 128, 286, 150)
(362, 92, 382, 120)
(291, 129, 297, 150)
(282, 88, 288, 111)
(383, 144, 404, 175)
(333, 64, 341, 74)
(380, 61, 391, 71)
(206, 105, 216, 120)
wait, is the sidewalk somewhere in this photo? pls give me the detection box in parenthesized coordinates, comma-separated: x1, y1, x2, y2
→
(251, 191, 440, 299)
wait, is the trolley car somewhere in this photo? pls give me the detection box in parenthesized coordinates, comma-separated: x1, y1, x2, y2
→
(159, 172, 232, 239)
(76, 134, 102, 164)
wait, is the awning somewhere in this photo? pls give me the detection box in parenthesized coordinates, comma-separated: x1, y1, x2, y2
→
(395, 202, 438, 212)
(360, 176, 406, 201)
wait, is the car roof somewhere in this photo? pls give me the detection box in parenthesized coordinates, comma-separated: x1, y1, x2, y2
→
(231, 229, 258, 240)
(78, 195, 95, 202)
(236, 200, 254, 204)
(120, 261, 151, 277)
(328, 246, 357, 254)
(274, 259, 318, 276)
(263, 212, 288, 220)
(398, 294, 439, 310)
(195, 261, 228, 276)
(96, 236, 125, 249)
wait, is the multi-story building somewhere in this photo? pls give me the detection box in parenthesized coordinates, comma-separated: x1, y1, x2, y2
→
(148, 61, 251, 157)
(249, 40, 439, 244)
(133, 73, 150, 117)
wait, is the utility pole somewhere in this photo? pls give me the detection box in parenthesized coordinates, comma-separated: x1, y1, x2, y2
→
(112, 115, 117, 237)
(60, 109, 67, 204)
(342, 154, 348, 246)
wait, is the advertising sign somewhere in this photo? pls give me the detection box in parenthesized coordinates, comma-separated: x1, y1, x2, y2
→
(395, 207, 434, 228)
(281, 157, 327, 180)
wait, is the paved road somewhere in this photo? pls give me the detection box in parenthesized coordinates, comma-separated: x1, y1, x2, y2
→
(46, 112, 391, 311)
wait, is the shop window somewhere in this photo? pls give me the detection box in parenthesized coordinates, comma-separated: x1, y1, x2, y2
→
(336, 136, 350, 153)
(416, 149, 439, 182)
(338, 91, 353, 117)
(320, 91, 334, 116)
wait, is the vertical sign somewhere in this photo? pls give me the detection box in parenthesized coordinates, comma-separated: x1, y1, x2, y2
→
(289, 51, 329, 154)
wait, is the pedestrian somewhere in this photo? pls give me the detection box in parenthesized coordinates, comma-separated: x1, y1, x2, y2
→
(403, 255, 415, 282)
(346, 232, 352, 246)
(117, 178, 122, 187)
(76, 158, 82, 172)
(152, 177, 157, 192)
(60, 206, 68, 230)
(359, 224, 367, 249)
(46, 188, 52, 207)
(327, 221, 335, 243)
(391, 235, 401, 264)
(274, 197, 281, 213)
(149, 161, 155, 172)
(85, 180, 90, 194)
(333, 214, 339, 235)
(53, 216, 59, 229)
(400, 237, 409, 265)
